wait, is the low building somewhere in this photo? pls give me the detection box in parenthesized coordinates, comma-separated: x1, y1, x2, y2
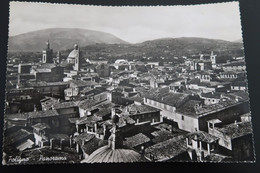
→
(186, 131, 219, 161)
(222, 61, 246, 71)
(200, 92, 222, 105)
(27, 81, 69, 98)
(31, 63, 64, 82)
(231, 80, 247, 91)
(144, 135, 189, 162)
(207, 120, 254, 161)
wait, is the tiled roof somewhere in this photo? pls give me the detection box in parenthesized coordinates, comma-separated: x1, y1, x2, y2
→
(5, 129, 32, 146)
(125, 104, 160, 114)
(118, 115, 136, 128)
(28, 81, 69, 87)
(151, 130, 176, 144)
(222, 61, 245, 67)
(193, 99, 244, 116)
(145, 87, 190, 108)
(53, 101, 78, 109)
(123, 133, 150, 148)
(216, 121, 252, 139)
(187, 131, 219, 143)
(74, 133, 95, 144)
(232, 80, 247, 86)
(128, 95, 144, 103)
(176, 100, 202, 116)
(76, 115, 102, 126)
(32, 123, 50, 131)
(78, 98, 107, 110)
(222, 91, 249, 101)
(81, 138, 108, 155)
(201, 92, 222, 99)
(145, 135, 187, 161)
(38, 63, 57, 69)
(70, 80, 97, 88)
(28, 110, 59, 119)
(5, 113, 30, 121)
(204, 153, 231, 162)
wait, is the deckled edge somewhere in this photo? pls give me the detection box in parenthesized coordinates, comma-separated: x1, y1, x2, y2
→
(2, 0, 11, 166)
(2, 0, 256, 165)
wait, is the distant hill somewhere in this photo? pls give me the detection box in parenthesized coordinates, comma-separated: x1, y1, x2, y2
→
(8, 28, 129, 52)
(80, 37, 243, 57)
(138, 37, 243, 52)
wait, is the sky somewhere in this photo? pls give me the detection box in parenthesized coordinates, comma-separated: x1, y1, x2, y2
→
(9, 1, 243, 43)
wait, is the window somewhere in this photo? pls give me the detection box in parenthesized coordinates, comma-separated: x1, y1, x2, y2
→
(209, 123, 213, 129)
(181, 116, 184, 121)
(187, 138, 192, 146)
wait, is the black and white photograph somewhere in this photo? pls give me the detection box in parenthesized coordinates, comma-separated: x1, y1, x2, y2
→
(2, 1, 255, 164)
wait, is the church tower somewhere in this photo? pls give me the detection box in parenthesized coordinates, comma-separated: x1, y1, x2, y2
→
(42, 40, 53, 63)
(210, 51, 217, 68)
(56, 51, 61, 64)
(73, 44, 81, 71)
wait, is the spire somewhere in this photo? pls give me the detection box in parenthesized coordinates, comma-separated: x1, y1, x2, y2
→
(74, 43, 79, 50)
(46, 40, 50, 49)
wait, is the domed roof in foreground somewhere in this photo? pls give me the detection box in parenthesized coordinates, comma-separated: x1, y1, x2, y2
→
(81, 145, 142, 163)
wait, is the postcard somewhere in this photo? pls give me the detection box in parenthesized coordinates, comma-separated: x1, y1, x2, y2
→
(2, 1, 255, 164)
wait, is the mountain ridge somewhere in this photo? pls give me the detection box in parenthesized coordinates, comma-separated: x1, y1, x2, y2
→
(8, 28, 129, 52)
(8, 28, 243, 53)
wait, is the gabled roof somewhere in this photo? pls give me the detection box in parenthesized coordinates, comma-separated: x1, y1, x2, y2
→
(52, 101, 78, 109)
(176, 100, 202, 116)
(81, 138, 108, 155)
(215, 121, 252, 139)
(4, 128, 32, 146)
(123, 133, 150, 148)
(201, 92, 222, 99)
(145, 87, 189, 108)
(186, 131, 219, 143)
(145, 135, 187, 161)
(28, 110, 59, 119)
(32, 123, 50, 131)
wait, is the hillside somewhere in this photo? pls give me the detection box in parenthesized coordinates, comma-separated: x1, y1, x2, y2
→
(77, 37, 244, 62)
(8, 28, 129, 52)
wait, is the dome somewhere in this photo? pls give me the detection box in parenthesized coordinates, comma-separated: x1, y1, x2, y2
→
(68, 49, 79, 58)
(115, 59, 128, 64)
(81, 145, 142, 163)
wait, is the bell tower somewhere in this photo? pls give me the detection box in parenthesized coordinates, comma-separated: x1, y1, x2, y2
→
(73, 44, 81, 71)
(210, 51, 217, 68)
(42, 40, 53, 63)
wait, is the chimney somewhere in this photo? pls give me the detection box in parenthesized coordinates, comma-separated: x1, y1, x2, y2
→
(50, 138, 55, 150)
(69, 135, 73, 148)
(111, 108, 116, 117)
(141, 146, 145, 160)
(103, 125, 107, 136)
(94, 123, 97, 133)
(60, 139, 65, 150)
